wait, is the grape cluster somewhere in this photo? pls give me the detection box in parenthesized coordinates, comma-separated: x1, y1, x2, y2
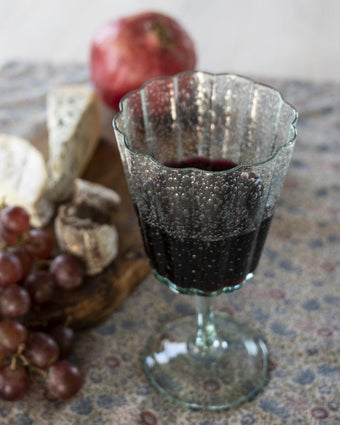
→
(0, 205, 85, 401)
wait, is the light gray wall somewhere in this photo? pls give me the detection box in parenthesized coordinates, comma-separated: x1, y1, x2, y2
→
(0, 0, 338, 82)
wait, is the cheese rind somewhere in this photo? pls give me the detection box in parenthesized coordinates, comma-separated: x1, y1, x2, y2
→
(73, 178, 121, 208)
(55, 179, 120, 275)
(47, 85, 101, 201)
(0, 134, 53, 227)
(55, 207, 119, 275)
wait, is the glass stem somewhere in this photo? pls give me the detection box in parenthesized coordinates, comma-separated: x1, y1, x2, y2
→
(193, 296, 219, 355)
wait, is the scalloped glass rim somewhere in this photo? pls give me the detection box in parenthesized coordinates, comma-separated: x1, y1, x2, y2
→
(113, 70, 298, 174)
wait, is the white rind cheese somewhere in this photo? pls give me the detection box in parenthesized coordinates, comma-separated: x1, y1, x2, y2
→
(0, 134, 54, 227)
(55, 178, 120, 275)
(47, 85, 101, 201)
(0, 86, 102, 228)
(74, 178, 121, 207)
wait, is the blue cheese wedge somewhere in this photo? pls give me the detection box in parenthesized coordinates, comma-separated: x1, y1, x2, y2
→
(47, 85, 101, 201)
(0, 134, 53, 227)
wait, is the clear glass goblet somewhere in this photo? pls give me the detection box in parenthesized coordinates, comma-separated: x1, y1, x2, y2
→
(113, 71, 297, 410)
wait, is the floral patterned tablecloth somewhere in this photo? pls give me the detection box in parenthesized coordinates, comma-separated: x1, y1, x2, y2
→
(0, 62, 339, 425)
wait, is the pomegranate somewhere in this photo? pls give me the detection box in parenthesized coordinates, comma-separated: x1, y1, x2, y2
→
(90, 11, 197, 110)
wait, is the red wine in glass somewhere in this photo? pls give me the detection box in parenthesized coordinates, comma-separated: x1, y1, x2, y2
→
(114, 70, 298, 410)
(138, 157, 272, 293)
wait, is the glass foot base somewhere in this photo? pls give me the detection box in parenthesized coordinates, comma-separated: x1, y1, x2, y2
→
(144, 312, 268, 410)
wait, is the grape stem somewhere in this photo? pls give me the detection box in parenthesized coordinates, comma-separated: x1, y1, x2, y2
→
(36, 258, 52, 267)
(29, 365, 47, 379)
(10, 354, 17, 371)
(10, 344, 30, 369)
(18, 354, 30, 367)
(17, 343, 26, 355)
(64, 315, 73, 328)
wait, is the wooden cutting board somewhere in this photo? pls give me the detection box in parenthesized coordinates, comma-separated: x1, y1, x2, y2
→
(0, 61, 150, 330)
(27, 128, 151, 330)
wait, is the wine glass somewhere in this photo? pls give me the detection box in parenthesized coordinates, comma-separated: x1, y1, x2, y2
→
(113, 71, 297, 410)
